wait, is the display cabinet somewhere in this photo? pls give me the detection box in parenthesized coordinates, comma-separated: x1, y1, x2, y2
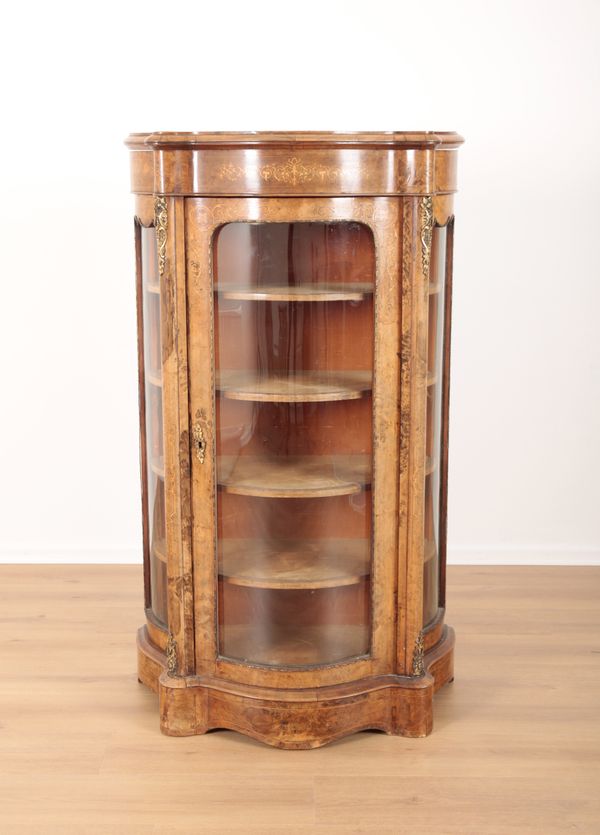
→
(126, 131, 463, 748)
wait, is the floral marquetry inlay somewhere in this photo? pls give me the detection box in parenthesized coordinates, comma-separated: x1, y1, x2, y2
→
(218, 163, 245, 182)
(260, 157, 341, 185)
(154, 196, 168, 278)
(166, 632, 178, 676)
(412, 630, 425, 676)
(217, 157, 343, 186)
(419, 196, 433, 281)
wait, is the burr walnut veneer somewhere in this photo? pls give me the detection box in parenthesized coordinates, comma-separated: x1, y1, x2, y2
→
(126, 131, 463, 748)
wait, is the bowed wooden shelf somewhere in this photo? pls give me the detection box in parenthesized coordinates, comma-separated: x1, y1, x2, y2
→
(127, 130, 463, 749)
(220, 624, 369, 668)
(218, 538, 370, 590)
(216, 370, 372, 402)
(216, 282, 374, 302)
(217, 454, 371, 498)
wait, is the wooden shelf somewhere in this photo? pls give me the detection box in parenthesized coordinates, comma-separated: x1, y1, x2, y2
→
(150, 457, 165, 479)
(146, 370, 162, 388)
(216, 370, 372, 403)
(152, 539, 167, 564)
(216, 282, 374, 302)
(217, 454, 371, 498)
(219, 539, 370, 589)
(425, 539, 437, 563)
(220, 624, 369, 667)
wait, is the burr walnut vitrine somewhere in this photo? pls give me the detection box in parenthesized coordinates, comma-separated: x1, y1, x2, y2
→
(126, 131, 463, 748)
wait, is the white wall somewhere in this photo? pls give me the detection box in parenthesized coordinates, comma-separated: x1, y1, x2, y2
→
(1, 0, 598, 564)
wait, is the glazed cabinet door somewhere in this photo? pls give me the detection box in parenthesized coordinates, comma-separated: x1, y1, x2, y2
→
(186, 198, 401, 687)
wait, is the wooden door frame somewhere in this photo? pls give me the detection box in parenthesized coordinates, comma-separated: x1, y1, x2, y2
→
(185, 196, 404, 688)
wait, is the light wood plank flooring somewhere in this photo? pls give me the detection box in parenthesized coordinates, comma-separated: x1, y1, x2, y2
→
(0, 565, 599, 833)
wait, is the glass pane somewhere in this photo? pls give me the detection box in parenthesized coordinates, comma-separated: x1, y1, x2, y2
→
(423, 224, 447, 625)
(141, 225, 167, 625)
(213, 222, 375, 666)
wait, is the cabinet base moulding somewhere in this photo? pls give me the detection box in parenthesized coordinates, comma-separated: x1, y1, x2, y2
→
(137, 625, 455, 749)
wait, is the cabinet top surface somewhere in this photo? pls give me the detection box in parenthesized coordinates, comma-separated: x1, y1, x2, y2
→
(125, 131, 464, 149)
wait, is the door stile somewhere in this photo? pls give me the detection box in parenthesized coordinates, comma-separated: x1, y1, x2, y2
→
(396, 197, 414, 674)
(367, 198, 401, 675)
(161, 196, 195, 675)
(397, 196, 431, 674)
(185, 201, 220, 677)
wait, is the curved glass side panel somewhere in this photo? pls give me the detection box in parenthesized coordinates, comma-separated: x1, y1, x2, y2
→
(140, 225, 167, 625)
(213, 222, 375, 667)
(423, 224, 448, 626)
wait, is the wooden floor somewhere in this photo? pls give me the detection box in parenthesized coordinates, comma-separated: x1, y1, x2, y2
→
(1, 565, 599, 834)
